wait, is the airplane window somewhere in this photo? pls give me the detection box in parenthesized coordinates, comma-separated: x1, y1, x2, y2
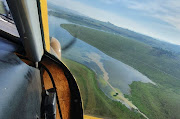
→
(0, 0, 19, 38)
(0, 0, 13, 23)
(47, 0, 180, 119)
(0, 0, 8, 15)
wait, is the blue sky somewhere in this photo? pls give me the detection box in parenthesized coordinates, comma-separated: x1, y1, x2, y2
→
(49, 0, 180, 45)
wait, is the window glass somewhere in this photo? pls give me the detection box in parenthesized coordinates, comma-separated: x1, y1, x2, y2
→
(0, 0, 19, 38)
(0, 0, 11, 19)
(47, 0, 180, 119)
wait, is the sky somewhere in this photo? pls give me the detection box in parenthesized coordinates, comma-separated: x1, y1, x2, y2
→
(49, 0, 180, 45)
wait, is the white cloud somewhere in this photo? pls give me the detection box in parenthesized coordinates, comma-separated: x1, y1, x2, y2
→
(100, 0, 180, 31)
(122, 0, 180, 31)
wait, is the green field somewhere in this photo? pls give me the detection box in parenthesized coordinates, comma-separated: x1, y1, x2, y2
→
(61, 24, 180, 119)
(63, 58, 144, 119)
(127, 82, 180, 119)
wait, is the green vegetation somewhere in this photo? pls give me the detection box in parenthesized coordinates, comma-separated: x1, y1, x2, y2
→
(127, 82, 180, 119)
(61, 24, 180, 119)
(0, 2, 5, 14)
(63, 58, 144, 119)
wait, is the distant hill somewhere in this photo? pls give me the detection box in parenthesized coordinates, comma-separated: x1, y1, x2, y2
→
(47, 2, 86, 17)
(48, 3, 180, 54)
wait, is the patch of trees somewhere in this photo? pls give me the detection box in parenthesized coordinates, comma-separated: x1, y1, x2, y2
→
(150, 47, 176, 58)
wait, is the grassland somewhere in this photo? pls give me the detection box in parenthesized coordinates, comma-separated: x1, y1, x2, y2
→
(127, 82, 180, 119)
(63, 58, 144, 119)
(61, 24, 180, 119)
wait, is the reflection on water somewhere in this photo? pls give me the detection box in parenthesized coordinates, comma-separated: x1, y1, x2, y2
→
(48, 15, 155, 100)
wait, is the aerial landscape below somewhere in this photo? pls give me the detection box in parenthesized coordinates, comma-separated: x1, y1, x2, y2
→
(47, 1, 180, 119)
